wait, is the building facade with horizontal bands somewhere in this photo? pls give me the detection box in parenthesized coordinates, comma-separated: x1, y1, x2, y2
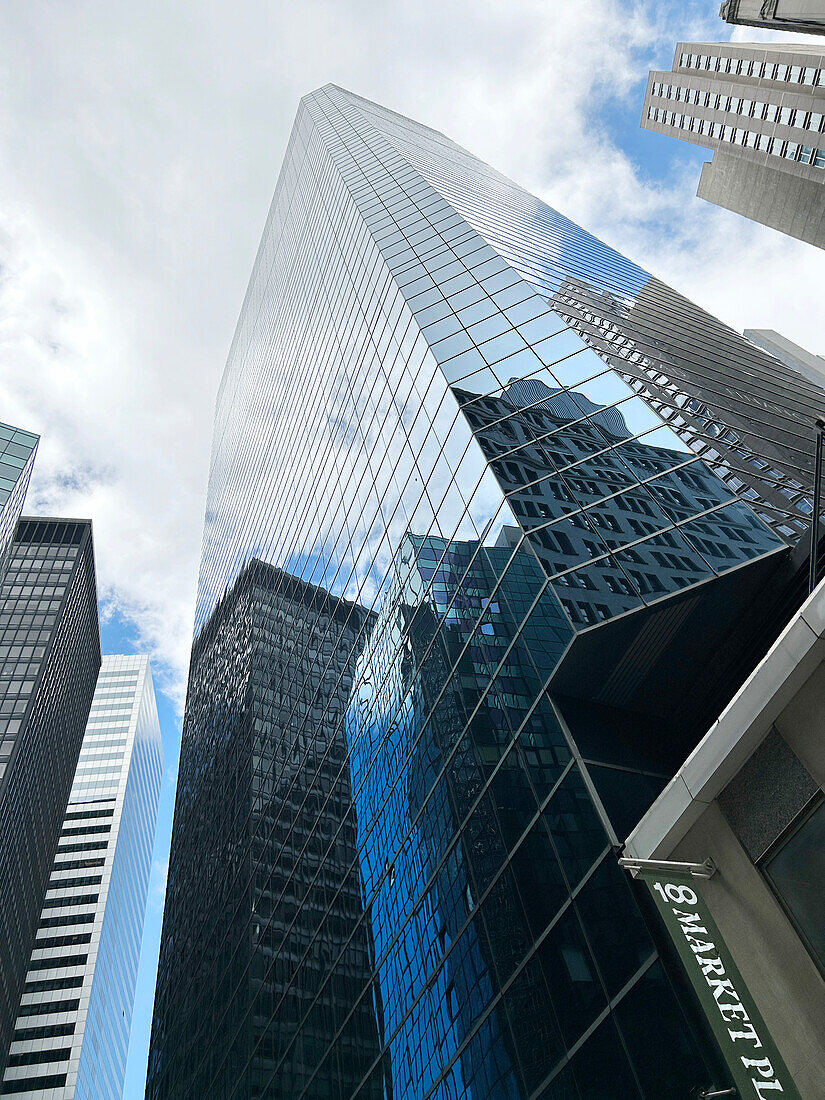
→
(745, 328, 825, 391)
(2, 655, 163, 1099)
(0, 423, 38, 584)
(643, 41, 825, 248)
(148, 86, 825, 1099)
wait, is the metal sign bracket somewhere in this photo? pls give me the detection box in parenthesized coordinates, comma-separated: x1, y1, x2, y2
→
(618, 855, 717, 879)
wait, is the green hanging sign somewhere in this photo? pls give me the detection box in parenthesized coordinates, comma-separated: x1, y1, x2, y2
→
(637, 870, 801, 1099)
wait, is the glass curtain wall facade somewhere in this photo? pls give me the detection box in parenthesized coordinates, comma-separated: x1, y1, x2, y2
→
(149, 562, 386, 1100)
(1, 655, 163, 1098)
(0, 424, 38, 583)
(149, 86, 825, 1099)
(0, 519, 101, 1079)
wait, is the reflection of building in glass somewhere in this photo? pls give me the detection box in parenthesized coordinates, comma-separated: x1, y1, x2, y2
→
(458, 378, 777, 626)
(720, 0, 825, 36)
(2, 656, 162, 1099)
(354, 85, 825, 531)
(549, 274, 820, 539)
(745, 327, 825, 390)
(346, 534, 572, 1097)
(0, 519, 101, 1078)
(0, 424, 38, 581)
(642, 42, 825, 248)
(150, 86, 823, 1098)
(146, 561, 386, 1100)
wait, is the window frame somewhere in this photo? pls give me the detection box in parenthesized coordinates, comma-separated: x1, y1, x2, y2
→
(759, 792, 825, 979)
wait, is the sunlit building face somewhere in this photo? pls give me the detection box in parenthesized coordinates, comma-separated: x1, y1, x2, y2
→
(147, 86, 825, 1100)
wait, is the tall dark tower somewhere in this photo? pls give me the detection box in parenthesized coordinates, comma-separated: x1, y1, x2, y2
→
(148, 87, 825, 1098)
(147, 562, 386, 1099)
(0, 518, 101, 1076)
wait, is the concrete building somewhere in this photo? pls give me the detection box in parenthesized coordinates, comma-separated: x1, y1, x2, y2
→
(745, 328, 825, 390)
(624, 580, 825, 1098)
(2, 655, 163, 1099)
(720, 0, 825, 36)
(643, 41, 825, 248)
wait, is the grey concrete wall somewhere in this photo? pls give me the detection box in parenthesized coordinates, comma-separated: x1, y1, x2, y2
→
(698, 151, 825, 248)
(672, 803, 825, 1097)
(775, 660, 825, 788)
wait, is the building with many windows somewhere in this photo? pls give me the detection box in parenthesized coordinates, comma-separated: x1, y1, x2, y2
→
(148, 87, 825, 1098)
(0, 423, 38, 582)
(2, 655, 163, 1098)
(720, 0, 825, 36)
(459, 377, 785, 627)
(643, 41, 825, 247)
(0, 519, 101, 1078)
(148, 563, 385, 1099)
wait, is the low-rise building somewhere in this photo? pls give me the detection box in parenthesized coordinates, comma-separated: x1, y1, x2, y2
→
(624, 579, 825, 1097)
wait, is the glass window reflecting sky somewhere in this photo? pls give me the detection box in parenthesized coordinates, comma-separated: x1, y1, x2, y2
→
(147, 86, 824, 1099)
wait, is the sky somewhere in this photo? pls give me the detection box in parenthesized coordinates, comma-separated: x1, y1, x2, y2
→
(0, 1, 824, 1096)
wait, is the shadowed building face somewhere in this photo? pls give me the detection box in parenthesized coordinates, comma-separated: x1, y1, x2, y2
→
(0, 518, 101, 1080)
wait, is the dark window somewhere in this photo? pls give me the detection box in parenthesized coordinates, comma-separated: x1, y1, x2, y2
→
(6, 1046, 72, 1067)
(3, 1075, 68, 1093)
(535, 906, 606, 1046)
(575, 855, 655, 997)
(763, 798, 825, 971)
(615, 962, 719, 1097)
(568, 1016, 641, 1099)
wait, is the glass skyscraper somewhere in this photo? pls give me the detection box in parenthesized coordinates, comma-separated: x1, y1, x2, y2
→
(148, 86, 825, 1098)
(2, 655, 163, 1098)
(0, 518, 101, 1081)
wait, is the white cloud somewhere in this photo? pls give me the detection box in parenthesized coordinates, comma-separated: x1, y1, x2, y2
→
(1, 0, 823, 710)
